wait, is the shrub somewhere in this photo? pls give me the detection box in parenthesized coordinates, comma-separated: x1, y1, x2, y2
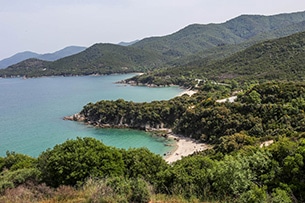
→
(37, 137, 124, 187)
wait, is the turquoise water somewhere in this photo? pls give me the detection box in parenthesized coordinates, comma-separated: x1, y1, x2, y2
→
(0, 74, 181, 157)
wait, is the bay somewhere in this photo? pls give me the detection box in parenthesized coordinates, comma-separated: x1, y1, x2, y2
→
(0, 74, 182, 157)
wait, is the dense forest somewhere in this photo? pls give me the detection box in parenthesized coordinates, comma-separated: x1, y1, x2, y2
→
(129, 30, 305, 87)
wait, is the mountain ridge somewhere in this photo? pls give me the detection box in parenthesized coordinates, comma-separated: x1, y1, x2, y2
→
(2, 10, 305, 77)
(0, 46, 86, 69)
(126, 29, 305, 86)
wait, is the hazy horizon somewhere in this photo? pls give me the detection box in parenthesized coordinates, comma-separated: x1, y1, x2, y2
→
(1, 0, 305, 60)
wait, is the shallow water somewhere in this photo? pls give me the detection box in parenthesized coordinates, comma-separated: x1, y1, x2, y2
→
(0, 74, 181, 157)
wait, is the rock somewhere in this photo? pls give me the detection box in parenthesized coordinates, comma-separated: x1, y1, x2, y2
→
(63, 113, 85, 122)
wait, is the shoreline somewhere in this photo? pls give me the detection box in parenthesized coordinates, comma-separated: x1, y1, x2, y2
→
(64, 113, 210, 163)
(164, 133, 210, 163)
(177, 88, 197, 97)
(64, 82, 202, 163)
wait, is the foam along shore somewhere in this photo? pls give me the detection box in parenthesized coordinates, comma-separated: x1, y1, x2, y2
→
(164, 134, 210, 163)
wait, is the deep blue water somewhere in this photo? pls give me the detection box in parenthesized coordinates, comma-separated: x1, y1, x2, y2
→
(0, 74, 181, 157)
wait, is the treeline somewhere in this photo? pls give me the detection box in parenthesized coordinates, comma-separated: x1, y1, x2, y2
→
(80, 95, 192, 130)
(80, 82, 305, 144)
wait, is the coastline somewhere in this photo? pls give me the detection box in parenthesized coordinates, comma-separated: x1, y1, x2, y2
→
(177, 88, 197, 97)
(64, 82, 203, 163)
(164, 133, 210, 163)
(64, 112, 210, 163)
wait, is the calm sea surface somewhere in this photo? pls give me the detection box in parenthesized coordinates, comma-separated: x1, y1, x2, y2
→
(0, 74, 182, 157)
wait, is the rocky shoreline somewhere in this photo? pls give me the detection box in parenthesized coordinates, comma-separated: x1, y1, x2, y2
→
(64, 113, 171, 131)
(64, 113, 209, 163)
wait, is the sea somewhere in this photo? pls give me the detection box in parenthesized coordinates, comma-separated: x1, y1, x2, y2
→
(0, 74, 182, 157)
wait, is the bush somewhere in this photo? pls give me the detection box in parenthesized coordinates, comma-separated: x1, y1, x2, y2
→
(0, 168, 41, 193)
(83, 177, 151, 203)
(37, 137, 124, 187)
(129, 178, 151, 203)
(0, 151, 37, 171)
(121, 148, 168, 184)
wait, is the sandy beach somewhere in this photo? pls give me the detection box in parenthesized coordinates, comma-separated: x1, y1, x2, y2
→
(178, 88, 197, 97)
(164, 134, 210, 163)
(161, 88, 206, 163)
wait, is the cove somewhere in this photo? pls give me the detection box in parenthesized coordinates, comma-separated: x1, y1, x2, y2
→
(0, 74, 182, 157)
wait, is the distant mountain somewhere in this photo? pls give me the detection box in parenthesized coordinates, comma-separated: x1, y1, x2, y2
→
(0, 43, 165, 77)
(118, 40, 140, 46)
(37, 46, 86, 61)
(0, 51, 40, 69)
(0, 46, 86, 69)
(2, 11, 305, 77)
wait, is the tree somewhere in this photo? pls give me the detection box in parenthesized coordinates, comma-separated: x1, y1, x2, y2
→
(248, 90, 262, 104)
(37, 137, 124, 187)
(121, 148, 168, 185)
(0, 151, 36, 171)
(156, 155, 215, 199)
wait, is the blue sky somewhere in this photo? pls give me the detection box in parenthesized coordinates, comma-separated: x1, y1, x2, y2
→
(1, 0, 305, 60)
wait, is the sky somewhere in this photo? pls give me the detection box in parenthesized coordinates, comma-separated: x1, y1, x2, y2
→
(1, 0, 305, 60)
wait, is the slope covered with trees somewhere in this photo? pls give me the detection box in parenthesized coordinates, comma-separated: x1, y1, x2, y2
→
(77, 82, 305, 145)
(0, 44, 164, 77)
(0, 46, 86, 69)
(132, 30, 305, 86)
(133, 11, 305, 58)
(2, 11, 305, 78)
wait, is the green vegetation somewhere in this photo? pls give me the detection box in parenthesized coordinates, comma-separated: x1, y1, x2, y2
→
(2, 11, 305, 203)
(37, 137, 124, 187)
(134, 11, 305, 58)
(131, 30, 305, 87)
(79, 82, 305, 145)
(2, 136, 305, 202)
(0, 44, 165, 78)
(2, 11, 305, 78)
(3, 82, 305, 201)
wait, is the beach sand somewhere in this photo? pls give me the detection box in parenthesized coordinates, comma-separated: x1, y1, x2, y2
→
(161, 88, 206, 163)
(164, 134, 210, 163)
(178, 89, 197, 97)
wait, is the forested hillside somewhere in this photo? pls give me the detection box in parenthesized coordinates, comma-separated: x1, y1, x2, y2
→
(0, 46, 86, 69)
(78, 82, 305, 143)
(133, 11, 305, 57)
(1, 11, 305, 78)
(0, 44, 164, 77)
(132, 30, 305, 86)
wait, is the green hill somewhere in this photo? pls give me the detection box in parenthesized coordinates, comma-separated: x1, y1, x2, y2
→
(0, 43, 164, 77)
(0, 58, 51, 77)
(201, 30, 305, 82)
(130, 30, 305, 86)
(2, 11, 305, 78)
(132, 11, 305, 58)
